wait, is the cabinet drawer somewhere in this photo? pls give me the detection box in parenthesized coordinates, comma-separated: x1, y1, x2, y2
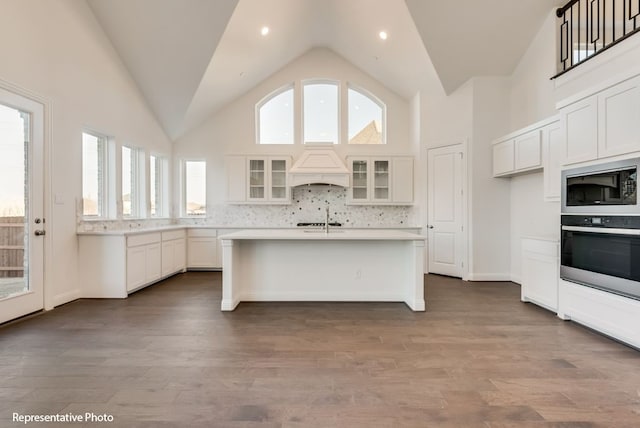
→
(162, 229, 186, 241)
(188, 228, 217, 238)
(127, 232, 161, 248)
(522, 238, 558, 257)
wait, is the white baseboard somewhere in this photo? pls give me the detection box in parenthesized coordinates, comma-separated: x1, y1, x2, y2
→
(53, 288, 81, 307)
(510, 274, 522, 285)
(466, 273, 513, 282)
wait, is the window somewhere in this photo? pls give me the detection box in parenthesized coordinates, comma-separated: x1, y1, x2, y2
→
(257, 86, 294, 144)
(255, 81, 386, 145)
(82, 132, 107, 217)
(348, 86, 385, 145)
(183, 160, 206, 216)
(122, 145, 144, 218)
(150, 155, 168, 217)
(303, 82, 339, 144)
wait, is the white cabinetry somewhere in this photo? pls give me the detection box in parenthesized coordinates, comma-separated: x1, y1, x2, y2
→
(492, 140, 515, 176)
(187, 228, 220, 269)
(562, 97, 598, 164)
(78, 228, 187, 298)
(161, 229, 186, 277)
(558, 279, 640, 349)
(347, 156, 413, 205)
(560, 74, 640, 165)
(597, 76, 640, 158)
(492, 128, 543, 177)
(542, 122, 564, 201)
(521, 238, 559, 313)
(126, 232, 162, 292)
(225, 155, 292, 204)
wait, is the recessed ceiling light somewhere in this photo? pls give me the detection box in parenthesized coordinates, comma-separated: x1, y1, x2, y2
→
(379, 31, 388, 40)
(261, 26, 270, 36)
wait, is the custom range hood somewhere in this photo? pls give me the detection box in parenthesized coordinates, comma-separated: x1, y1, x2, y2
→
(288, 146, 350, 187)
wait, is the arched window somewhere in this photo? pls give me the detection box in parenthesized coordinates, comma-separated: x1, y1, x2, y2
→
(348, 86, 385, 145)
(255, 81, 386, 145)
(303, 81, 339, 144)
(256, 85, 294, 145)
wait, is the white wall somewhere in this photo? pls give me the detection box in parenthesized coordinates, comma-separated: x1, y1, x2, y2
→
(469, 77, 512, 280)
(510, 10, 558, 131)
(506, 9, 561, 283)
(0, 1, 172, 306)
(420, 77, 513, 280)
(422, 83, 473, 148)
(173, 48, 415, 225)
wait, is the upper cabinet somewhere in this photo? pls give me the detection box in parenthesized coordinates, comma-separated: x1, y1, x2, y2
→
(346, 156, 413, 205)
(225, 155, 292, 204)
(597, 76, 640, 158)
(492, 122, 549, 177)
(542, 122, 564, 202)
(561, 97, 599, 164)
(492, 116, 562, 201)
(560, 74, 640, 165)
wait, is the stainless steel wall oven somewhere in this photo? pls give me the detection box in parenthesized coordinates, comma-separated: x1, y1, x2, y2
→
(561, 158, 640, 301)
(561, 215, 640, 300)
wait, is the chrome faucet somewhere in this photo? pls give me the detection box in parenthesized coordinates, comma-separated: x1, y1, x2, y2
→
(325, 206, 330, 234)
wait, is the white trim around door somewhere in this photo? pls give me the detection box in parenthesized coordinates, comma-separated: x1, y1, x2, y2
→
(426, 142, 468, 280)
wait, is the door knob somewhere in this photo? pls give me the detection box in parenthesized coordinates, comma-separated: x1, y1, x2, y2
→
(427, 225, 434, 229)
(34, 230, 46, 236)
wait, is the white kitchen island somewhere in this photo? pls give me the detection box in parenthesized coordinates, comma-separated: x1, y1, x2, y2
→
(219, 229, 425, 311)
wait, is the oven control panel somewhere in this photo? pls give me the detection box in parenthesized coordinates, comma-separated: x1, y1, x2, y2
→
(561, 215, 640, 228)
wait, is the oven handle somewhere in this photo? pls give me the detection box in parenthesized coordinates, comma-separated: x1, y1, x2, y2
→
(562, 225, 640, 235)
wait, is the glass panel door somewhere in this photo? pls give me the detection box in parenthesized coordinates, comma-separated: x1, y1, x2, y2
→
(0, 104, 28, 299)
(373, 160, 390, 200)
(248, 159, 265, 199)
(0, 88, 44, 324)
(352, 160, 368, 200)
(270, 159, 287, 200)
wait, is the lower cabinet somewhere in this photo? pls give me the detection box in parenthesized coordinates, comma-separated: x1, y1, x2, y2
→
(161, 230, 186, 277)
(126, 233, 162, 292)
(187, 228, 220, 269)
(521, 237, 559, 312)
(78, 228, 189, 298)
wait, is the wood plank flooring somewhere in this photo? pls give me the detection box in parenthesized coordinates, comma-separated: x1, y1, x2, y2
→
(1, 273, 639, 427)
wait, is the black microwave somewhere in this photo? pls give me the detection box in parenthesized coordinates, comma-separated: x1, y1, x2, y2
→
(561, 158, 639, 214)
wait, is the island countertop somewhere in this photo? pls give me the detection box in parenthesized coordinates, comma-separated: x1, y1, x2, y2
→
(218, 228, 425, 241)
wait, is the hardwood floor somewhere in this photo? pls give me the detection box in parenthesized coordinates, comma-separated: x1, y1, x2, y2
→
(1, 273, 639, 427)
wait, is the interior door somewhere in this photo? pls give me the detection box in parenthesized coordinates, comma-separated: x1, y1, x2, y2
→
(427, 144, 465, 278)
(0, 88, 45, 324)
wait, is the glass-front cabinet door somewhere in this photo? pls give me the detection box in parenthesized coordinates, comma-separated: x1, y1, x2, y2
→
(270, 158, 288, 201)
(248, 159, 265, 200)
(351, 159, 368, 201)
(246, 156, 291, 203)
(373, 160, 390, 202)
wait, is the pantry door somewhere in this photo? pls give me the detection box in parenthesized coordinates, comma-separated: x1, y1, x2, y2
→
(0, 87, 45, 324)
(427, 143, 466, 279)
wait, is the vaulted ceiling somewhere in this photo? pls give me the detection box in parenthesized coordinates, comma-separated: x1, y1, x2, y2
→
(86, 0, 565, 140)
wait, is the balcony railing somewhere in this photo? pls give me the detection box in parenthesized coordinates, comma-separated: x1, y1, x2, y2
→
(554, 0, 640, 77)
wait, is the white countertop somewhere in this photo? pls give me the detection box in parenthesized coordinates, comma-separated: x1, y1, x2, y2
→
(77, 225, 423, 237)
(218, 228, 425, 241)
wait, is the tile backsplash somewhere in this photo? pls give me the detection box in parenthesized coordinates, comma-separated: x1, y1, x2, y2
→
(77, 186, 417, 232)
(182, 186, 416, 227)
